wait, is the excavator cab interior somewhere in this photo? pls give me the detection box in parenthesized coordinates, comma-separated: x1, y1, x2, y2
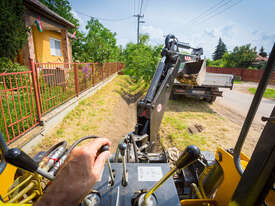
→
(0, 35, 274, 206)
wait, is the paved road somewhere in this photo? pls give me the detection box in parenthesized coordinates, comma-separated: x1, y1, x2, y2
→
(217, 87, 275, 124)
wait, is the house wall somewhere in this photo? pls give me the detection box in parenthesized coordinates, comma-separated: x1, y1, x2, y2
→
(32, 26, 65, 63)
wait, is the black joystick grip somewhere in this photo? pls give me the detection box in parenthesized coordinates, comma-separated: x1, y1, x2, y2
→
(99, 145, 110, 153)
(5, 148, 38, 172)
(118, 143, 127, 156)
(97, 145, 110, 156)
(176, 145, 200, 169)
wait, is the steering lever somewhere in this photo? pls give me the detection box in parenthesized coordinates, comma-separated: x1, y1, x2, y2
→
(142, 145, 200, 205)
(98, 145, 115, 186)
(118, 143, 128, 186)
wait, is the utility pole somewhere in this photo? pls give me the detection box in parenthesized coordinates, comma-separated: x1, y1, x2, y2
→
(134, 14, 145, 44)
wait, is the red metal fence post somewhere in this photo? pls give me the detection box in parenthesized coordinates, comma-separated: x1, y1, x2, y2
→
(74, 63, 79, 96)
(92, 63, 95, 87)
(101, 63, 104, 80)
(0, 94, 9, 141)
(30, 58, 42, 124)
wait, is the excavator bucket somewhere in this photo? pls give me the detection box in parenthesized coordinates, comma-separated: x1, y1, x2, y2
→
(176, 59, 206, 86)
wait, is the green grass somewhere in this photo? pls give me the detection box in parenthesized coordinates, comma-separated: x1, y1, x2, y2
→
(161, 114, 207, 151)
(248, 88, 275, 99)
(234, 80, 243, 84)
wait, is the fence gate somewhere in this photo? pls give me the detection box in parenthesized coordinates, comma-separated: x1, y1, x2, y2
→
(0, 70, 39, 143)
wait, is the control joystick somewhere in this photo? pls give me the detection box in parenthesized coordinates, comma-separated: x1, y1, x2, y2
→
(98, 144, 115, 186)
(118, 143, 128, 186)
(134, 145, 201, 206)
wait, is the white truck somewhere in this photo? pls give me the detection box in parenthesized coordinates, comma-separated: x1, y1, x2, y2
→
(172, 60, 234, 103)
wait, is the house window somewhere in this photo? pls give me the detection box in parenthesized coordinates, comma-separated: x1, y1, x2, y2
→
(50, 38, 62, 56)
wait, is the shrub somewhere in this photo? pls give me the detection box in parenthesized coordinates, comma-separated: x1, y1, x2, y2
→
(0, 57, 27, 73)
(0, 0, 28, 60)
(0, 57, 28, 89)
(122, 35, 162, 84)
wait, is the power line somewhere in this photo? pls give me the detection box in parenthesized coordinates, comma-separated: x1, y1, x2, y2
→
(134, 14, 145, 44)
(74, 10, 132, 22)
(134, 0, 136, 15)
(196, 0, 243, 24)
(192, 0, 235, 24)
(185, 0, 228, 25)
(139, 0, 144, 15)
(143, 0, 149, 14)
(133, 0, 145, 44)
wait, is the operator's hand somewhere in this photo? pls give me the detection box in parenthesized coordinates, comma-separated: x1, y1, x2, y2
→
(35, 138, 111, 206)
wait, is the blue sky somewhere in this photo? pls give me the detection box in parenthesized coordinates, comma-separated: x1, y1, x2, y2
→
(69, 0, 275, 58)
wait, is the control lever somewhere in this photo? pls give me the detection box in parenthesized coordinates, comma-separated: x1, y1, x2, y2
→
(5, 148, 54, 180)
(118, 143, 128, 186)
(98, 144, 115, 186)
(141, 145, 200, 205)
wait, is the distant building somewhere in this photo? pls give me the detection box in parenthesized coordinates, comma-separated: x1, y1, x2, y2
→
(19, 0, 75, 65)
(255, 54, 268, 62)
(252, 54, 268, 69)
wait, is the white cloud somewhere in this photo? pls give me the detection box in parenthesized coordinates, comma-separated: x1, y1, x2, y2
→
(71, 10, 86, 32)
(250, 31, 275, 53)
(141, 25, 165, 45)
(117, 38, 130, 47)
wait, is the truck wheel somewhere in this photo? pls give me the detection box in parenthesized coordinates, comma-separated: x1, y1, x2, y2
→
(207, 96, 216, 103)
(204, 96, 216, 103)
(170, 92, 177, 100)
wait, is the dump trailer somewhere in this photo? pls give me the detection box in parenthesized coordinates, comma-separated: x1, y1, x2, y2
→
(172, 60, 234, 103)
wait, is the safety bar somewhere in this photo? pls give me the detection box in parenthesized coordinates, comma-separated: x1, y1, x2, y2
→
(233, 43, 275, 175)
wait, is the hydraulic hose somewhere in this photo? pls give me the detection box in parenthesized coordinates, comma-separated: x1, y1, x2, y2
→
(66, 135, 102, 155)
(49, 135, 102, 176)
(0, 132, 8, 174)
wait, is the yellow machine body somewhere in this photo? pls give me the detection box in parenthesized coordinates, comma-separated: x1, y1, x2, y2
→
(180, 147, 249, 206)
(0, 165, 42, 205)
(181, 147, 274, 206)
(1, 147, 274, 205)
(0, 164, 17, 201)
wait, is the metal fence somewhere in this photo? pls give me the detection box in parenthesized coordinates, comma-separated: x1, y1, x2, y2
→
(0, 60, 124, 144)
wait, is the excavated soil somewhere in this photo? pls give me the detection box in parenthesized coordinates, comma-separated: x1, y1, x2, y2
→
(31, 75, 140, 155)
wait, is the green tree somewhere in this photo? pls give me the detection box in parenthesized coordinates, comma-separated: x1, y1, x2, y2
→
(123, 34, 162, 84)
(0, 0, 28, 60)
(259, 46, 267, 58)
(223, 44, 257, 68)
(39, 0, 85, 61)
(40, 0, 78, 28)
(212, 38, 227, 60)
(83, 18, 119, 63)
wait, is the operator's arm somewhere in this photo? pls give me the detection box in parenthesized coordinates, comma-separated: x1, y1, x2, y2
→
(34, 138, 111, 206)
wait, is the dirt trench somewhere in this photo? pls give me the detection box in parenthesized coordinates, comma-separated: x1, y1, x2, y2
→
(31, 76, 140, 155)
(31, 76, 262, 157)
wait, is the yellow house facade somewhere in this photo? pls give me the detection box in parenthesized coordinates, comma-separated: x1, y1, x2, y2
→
(21, 0, 75, 65)
(32, 26, 72, 63)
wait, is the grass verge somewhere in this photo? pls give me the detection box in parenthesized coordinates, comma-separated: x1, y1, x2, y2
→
(233, 80, 243, 84)
(159, 97, 257, 156)
(248, 88, 275, 99)
(30, 75, 144, 156)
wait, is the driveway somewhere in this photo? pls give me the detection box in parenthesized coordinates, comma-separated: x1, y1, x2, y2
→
(216, 84, 275, 125)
